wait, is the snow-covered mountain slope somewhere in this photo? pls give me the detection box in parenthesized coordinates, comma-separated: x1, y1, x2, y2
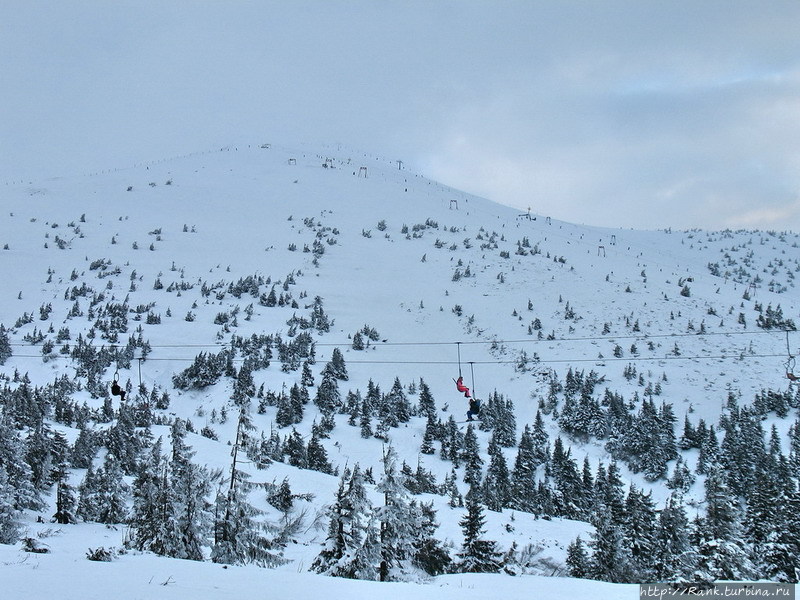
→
(2, 141, 799, 596)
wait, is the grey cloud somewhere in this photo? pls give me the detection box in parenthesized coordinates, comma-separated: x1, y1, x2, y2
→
(2, 0, 799, 230)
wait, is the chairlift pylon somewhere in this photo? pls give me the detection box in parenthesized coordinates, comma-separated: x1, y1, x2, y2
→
(785, 330, 797, 383)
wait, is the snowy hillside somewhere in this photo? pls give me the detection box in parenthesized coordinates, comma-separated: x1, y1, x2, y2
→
(2, 142, 800, 597)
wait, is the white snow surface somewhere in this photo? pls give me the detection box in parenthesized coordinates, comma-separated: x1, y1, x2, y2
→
(1, 141, 798, 598)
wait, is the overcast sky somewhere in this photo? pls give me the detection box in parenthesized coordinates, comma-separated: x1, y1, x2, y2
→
(2, 1, 799, 230)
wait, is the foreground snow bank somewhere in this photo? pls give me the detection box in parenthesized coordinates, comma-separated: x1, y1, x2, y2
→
(0, 540, 636, 600)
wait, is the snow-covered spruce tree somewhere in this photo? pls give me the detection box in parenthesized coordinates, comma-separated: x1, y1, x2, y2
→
(594, 461, 626, 527)
(444, 469, 463, 508)
(359, 397, 373, 439)
(318, 411, 336, 436)
(665, 455, 695, 493)
(289, 382, 308, 420)
(509, 424, 538, 513)
(580, 456, 596, 513)
(128, 437, 173, 554)
(689, 462, 756, 582)
(346, 390, 361, 426)
(326, 347, 348, 380)
(456, 488, 502, 573)
(363, 378, 378, 410)
(482, 433, 511, 512)
(652, 492, 691, 582)
(479, 391, 516, 447)
(565, 536, 590, 578)
(549, 437, 586, 520)
(212, 407, 284, 567)
(48, 424, 70, 479)
(231, 359, 256, 407)
(417, 379, 436, 419)
(386, 377, 411, 423)
(703, 462, 741, 543)
(0, 410, 43, 510)
(172, 349, 229, 390)
(559, 393, 605, 442)
(96, 453, 129, 524)
(24, 422, 55, 493)
(106, 400, 141, 475)
(441, 416, 464, 467)
(168, 418, 213, 560)
(409, 462, 438, 495)
(420, 412, 438, 455)
(462, 423, 483, 487)
(307, 430, 334, 475)
(789, 410, 800, 477)
(267, 478, 294, 513)
(0, 324, 11, 365)
(284, 428, 308, 468)
(612, 397, 676, 481)
(623, 484, 658, 581)
(587, 511, 637, 583)
(311, 464, 378, 579)
(744, 461, 783, 567)
(52, 451, 77, 524)
(531, 409, 550, 464)
(352, 331, 365, 350)
(695, 424, 720, 475)
(412, 501, 452, 576)
(762, 487, 800, 582)
(301, 360, 314, 387)
(310, 295, 332, 333)
(755, 303, 796, 330)
(76, 461, 101, 522)
(373, 413, 391, 441)
(719, 405, 766, 498)
(314, 368, 341, 415)
(376, 446, 419, 581)
(275, 390, 296, 428)
(0, 465, 22, 544)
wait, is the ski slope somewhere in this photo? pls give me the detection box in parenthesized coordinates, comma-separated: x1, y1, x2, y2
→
(2, 141, 799, 597)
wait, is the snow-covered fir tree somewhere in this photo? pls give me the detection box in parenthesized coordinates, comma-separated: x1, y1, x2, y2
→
(482, 433, 510, 511)
(307, 430, 334, 475)
(95, 452, 129, 524)
(128, 437, 172, 554)
(565, 536, 590, 579)
(509, 424, 538, 512)
(0, 465, 22, 544)
(462, 423, 483, 487)
(0, 410, 43, 511)
(311, 464, 377, 579)
(167, 418, 214, 560)
(690, 461, 756, 582)
(456, 488, 502, 573)
(314, 368, 341, 414)
(652, 492, 691, 582)
(52, 451, 77, 524)
(0, 325, 11, 365)
(375, 446, 419, 581)
(212, 406, 284, 567)
(587, 511, 637, 583)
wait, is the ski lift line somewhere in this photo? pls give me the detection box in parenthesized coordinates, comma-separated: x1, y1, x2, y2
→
(327, 352, 788, 366)
(6, 351, 787, 366)
(6, 354, 258, 364)
(7, 342, 230, 349)
(5, 327, 792, 352)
